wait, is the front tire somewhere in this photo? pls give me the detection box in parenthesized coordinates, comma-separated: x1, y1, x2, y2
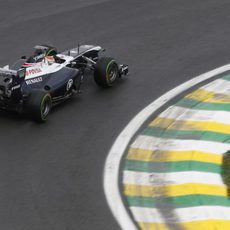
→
(25, 90, 52, 122)
(94, 57, 119, 88)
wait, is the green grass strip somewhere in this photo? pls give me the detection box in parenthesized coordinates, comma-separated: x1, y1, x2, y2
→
(126, 194, 230, 208)
(175, 98, 230, 111)
(125, 159, 221, 173)
(142, 127, 230, 143)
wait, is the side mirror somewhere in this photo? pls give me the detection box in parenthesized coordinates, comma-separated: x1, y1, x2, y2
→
(17, 68, 26, 79)
(21, 56, 26, 59)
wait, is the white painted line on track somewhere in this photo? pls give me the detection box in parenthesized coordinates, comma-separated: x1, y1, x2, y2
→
(123, 171, 223, 186)
(130, 206, 230, 223)
(131, 136, 230, 155)
(103, 64, 230, 230)
(158, 106, 230, 124)
(201, 78, 230, 95)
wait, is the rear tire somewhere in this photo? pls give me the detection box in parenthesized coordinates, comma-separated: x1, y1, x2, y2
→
(24, 90, 52, 122)
(94, 57, 119, 88)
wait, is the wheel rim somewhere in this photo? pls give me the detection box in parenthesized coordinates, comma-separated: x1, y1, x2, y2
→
(41, 96, 51, 120)
(108, 63, 118, 83)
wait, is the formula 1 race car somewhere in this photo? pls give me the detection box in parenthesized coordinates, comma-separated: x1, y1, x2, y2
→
(0, 44, 128, 121)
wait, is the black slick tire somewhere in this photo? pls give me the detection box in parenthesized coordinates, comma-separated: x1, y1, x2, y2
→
(94, 57, 119, 88)
(25, 90, 52, 122)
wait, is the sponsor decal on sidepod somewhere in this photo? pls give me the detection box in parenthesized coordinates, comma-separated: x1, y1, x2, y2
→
(26, 68, 42, 77)
(26, 77, 43, 85)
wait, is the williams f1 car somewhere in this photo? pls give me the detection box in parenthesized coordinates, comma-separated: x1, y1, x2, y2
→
(0, 44, 128, 121)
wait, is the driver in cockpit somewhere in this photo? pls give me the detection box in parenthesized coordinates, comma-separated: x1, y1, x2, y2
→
(23, 45, 58, 67)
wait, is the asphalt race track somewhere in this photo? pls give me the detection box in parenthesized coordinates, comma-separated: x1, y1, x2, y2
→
(0, 1, 230, 229)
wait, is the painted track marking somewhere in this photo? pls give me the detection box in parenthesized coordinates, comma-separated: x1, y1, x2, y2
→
(103, 64, 230, 230)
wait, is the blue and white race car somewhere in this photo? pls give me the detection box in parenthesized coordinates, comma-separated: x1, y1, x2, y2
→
(0, 44, 128, 121)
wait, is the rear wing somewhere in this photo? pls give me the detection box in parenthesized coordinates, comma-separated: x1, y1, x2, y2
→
(0, 68, 26, 99)
(0, 68, 26, 98)
(0, 67, 17, 77)
(0, 67, 25, 79)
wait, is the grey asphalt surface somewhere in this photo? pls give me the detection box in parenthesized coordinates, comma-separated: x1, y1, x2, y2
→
(0, 0, 230, 229)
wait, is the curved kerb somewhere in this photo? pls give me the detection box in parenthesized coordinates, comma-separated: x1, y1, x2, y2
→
(103, 64, 230, 230)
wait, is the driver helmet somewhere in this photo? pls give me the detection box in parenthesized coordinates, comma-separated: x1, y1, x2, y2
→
(24, 45, 57, 66)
